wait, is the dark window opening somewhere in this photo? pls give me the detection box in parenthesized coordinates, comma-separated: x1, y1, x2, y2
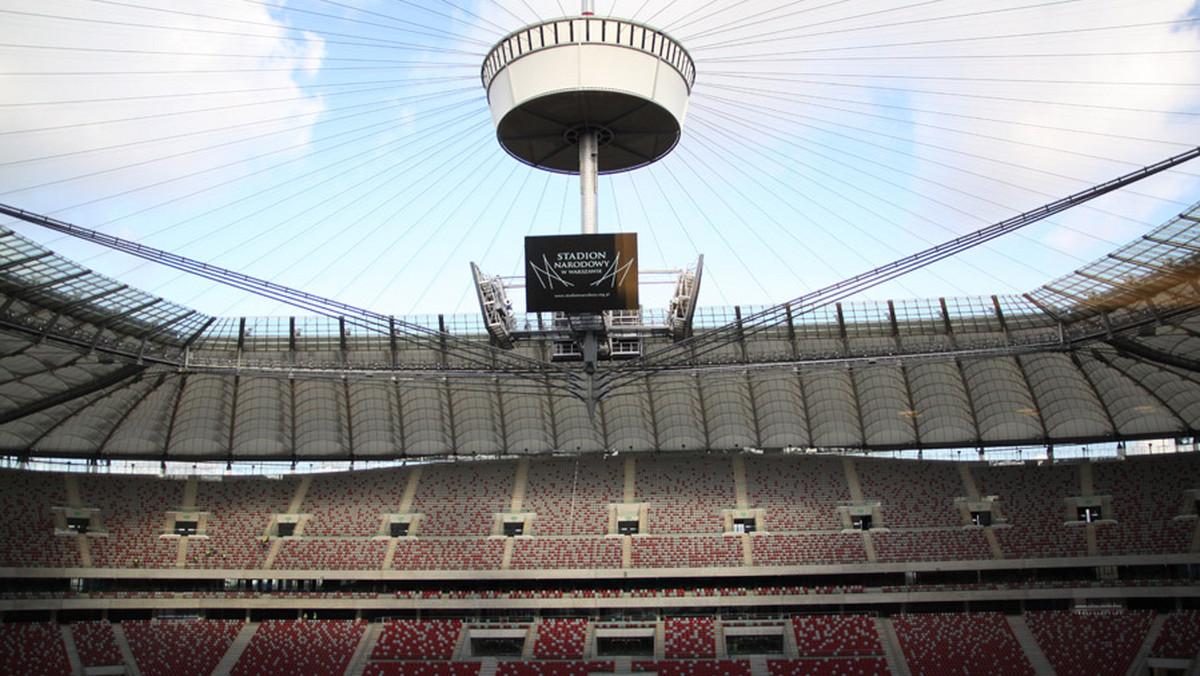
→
(503, 521, 524, 537)
(852, 514, 873, 531)
(276, 522, 296, 537)
(726, 634, 783, 655)
(597, 635, 655, 656)
(66, 517, 90, 534)
(618, 520, 639, 535)
(390, 522, 409, 537)
(470, 637, 524, 657)
(1077, 506, 1101, 523)
(733, 517, 756, 534)
(174, 520, 198, 536)
(971, 511, 992, 527)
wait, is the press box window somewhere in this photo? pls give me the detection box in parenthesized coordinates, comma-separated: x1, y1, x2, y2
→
(390, 522, 410, 537)
(67, 517, 90, 534)
(852, 514, 873, 531)
(733, 517, 756, 534)
(503, 521, 524, 537)
(618, 519, 640, 535)
(174, 520, 198, 536)
(276, 522, 296, 537)
(971, 511, 992, 527)
(1077, 506, 1101, 523)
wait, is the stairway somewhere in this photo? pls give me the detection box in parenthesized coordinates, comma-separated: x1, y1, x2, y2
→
(210, 621, 258, 676)
(873, 618, 912, 676)
(1006, 615, 1054, 676)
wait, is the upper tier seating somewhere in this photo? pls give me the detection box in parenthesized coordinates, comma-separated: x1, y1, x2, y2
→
(522, 457, 622, 536)
(871, 528, 992, 562)
(123, 619, 244, 676)
(190, 476, 295, 569)
(302, 469, 406, 537)
(372, 620, 463, 660)
(856, 458, 963, 528)
(663, 617, 716, 659)
(892, 612, 1034, 676)
(411, 462, 515, 536)
(1091, 455, 1199, 555)
(71, 620, 122, 667)
(230, 619, 365, 676)
(0, 470, 78, 568)
(1025, 610, 1154, 676)
(391, 538, 504, 570)
(637, 455, 734, 534)
(744, 455, 849, 531)
(82, 474, 182, 568)
(752, 533, 869, 566)
(791, 614, 882, 656)
(973, 463, 1088, 558)
(511, 537, 622, 569)
(272, 537, 389, 570)
(0, 621, 71, 676)
(1152, 610, 1200, 659)
(631, 535, 743, 568)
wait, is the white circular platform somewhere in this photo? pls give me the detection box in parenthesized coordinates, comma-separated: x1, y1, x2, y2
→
(482, 17, 695, 174)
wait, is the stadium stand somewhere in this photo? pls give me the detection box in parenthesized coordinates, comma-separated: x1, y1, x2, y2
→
(767, 657, 891, 676)
(123, 619, 244, 676)
(663, 616, 717, 658)
(70, 620, 122, 667)
(231, 619, 365, 676)
(0, 622, 71, 676)
(892, 612, 1034, 676)
(744, 455, 849, 530)
(532, 618, 589, 659)
(364, 664, 482, 676)
(372, 620, 464, 660)
(1152, 610, 1200, 659)
(633, 659, 752, 675)
(790, 615, 882, 656)
(522, 457, 622, 535)
(1025, 610, 1154, 676)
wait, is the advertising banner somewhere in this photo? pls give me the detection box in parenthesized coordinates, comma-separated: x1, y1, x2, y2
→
(525, 233, 638, 312)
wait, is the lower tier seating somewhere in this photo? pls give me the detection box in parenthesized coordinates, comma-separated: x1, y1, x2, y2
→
(123, 619, 244, 676)
(71, 620, 123, 667)
(231, 619, 365, 676)
(892, 612, 1034, 676)
(768, 657, 891, 676)
(0, 622, 71, 676)
(1025, 610, 1153, 676)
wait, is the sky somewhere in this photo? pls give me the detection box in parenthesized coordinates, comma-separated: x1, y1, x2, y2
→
(2, 0, 1200, 322)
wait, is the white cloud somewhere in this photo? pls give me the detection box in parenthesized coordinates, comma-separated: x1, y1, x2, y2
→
(0, 0, 326, 215)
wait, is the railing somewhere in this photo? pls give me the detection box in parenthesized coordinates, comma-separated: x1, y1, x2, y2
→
(482, 17, 695, 92)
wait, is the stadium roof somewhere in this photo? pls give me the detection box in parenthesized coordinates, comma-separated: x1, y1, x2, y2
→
(2, 197, 1199, 461)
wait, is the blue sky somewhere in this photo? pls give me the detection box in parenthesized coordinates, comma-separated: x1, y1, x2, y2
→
(2, 0, 1200, 319)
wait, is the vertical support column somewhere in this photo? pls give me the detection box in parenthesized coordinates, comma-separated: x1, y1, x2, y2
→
(580, 130, 599, 235)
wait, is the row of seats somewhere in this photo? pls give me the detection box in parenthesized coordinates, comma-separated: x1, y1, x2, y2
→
(4, 453, 1198, 570)
(663, 617, 717, 659)
(231, 619, 365, 676)
(792, 615, 882, 656)
(891, 612, 1034, 676)
(1025, 610, 1153, 676)
(768, 657, 891, 676)
(70, 620, 122, 667)
(532, 618, 589, 659)
(0, 622, 71, 676)
(124, 619, 244, 676)
(1152, 610, 1200, 659)
(372, 620, 463, 660)
(5, 612, 1200, 674)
